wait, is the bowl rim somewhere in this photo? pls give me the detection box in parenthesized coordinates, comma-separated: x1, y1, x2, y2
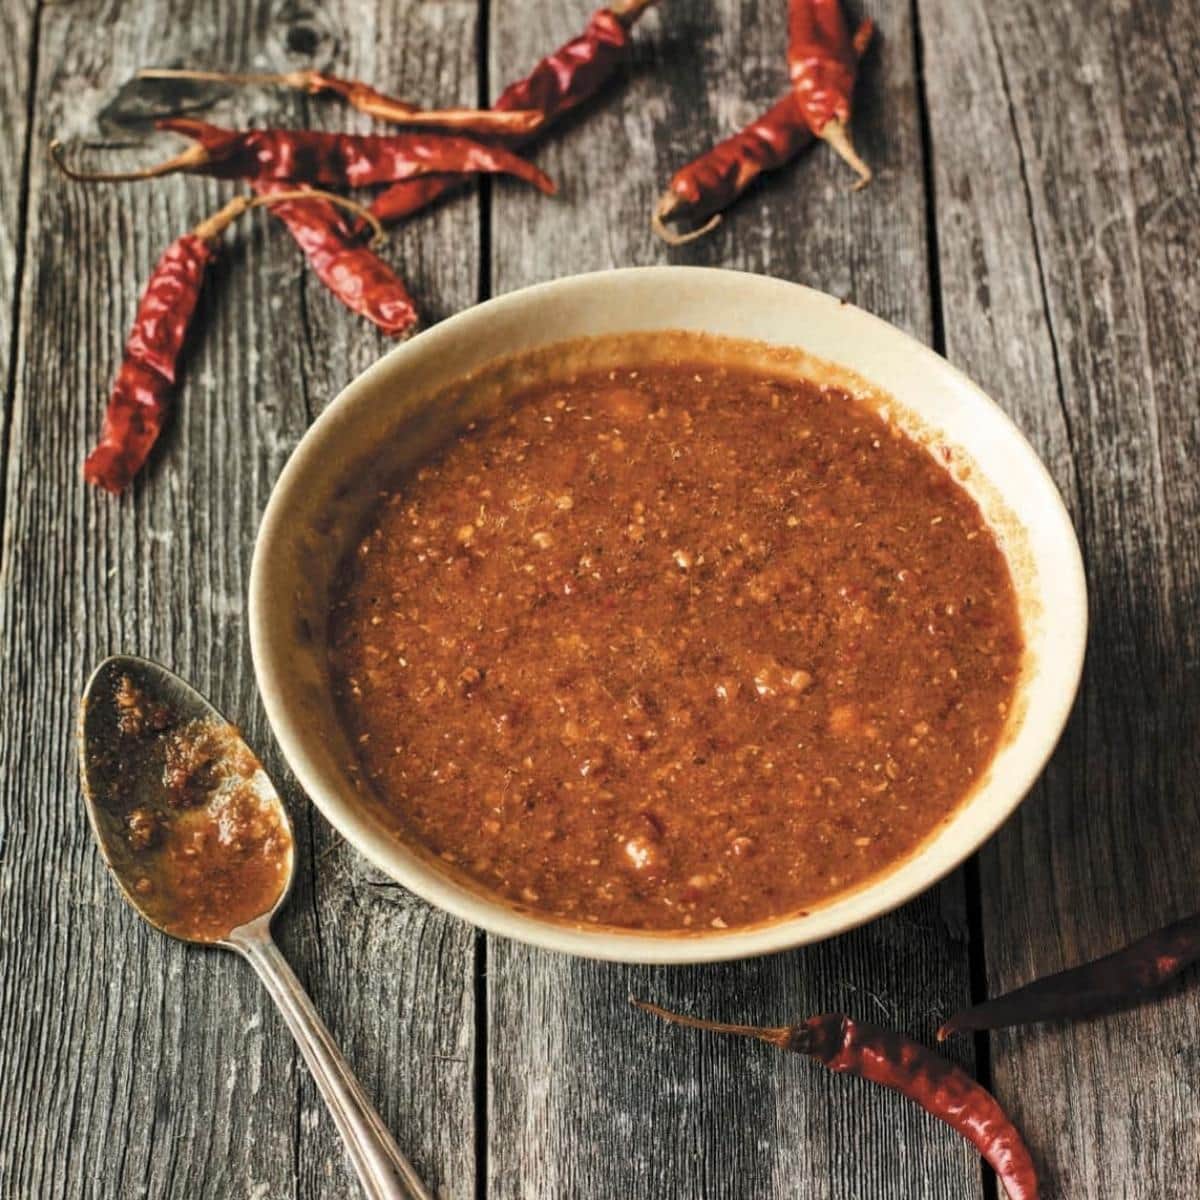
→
(249, 265, 1087, 964)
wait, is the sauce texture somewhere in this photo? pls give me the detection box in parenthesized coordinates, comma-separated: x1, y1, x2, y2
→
(106, 676, 292, 941)
(329, 360, 1022, 931)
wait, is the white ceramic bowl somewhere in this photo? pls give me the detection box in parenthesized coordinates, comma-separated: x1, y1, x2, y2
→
(249, 267, 1086, 964)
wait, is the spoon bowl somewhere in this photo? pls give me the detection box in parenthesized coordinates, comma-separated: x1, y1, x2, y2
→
(79, 655, 431, 1200)
(79, 654, 294, 943)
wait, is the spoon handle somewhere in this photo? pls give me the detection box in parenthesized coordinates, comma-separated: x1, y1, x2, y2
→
(228, 918, 433, 1200)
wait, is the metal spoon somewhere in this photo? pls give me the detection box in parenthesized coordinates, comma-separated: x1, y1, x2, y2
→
(79, 655, 431, 1200)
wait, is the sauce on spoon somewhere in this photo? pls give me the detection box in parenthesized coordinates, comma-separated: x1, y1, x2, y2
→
(84, 669, 291, 942)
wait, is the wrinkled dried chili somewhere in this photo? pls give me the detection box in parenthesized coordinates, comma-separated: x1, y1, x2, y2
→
(491, 0, 656, 126)
(634, 1001, 1040, 1200)
(138, 67, 542, 137)
(652, 17, 872, 244)
(370, 0, 658, 225)
(939, 909, 1200, 1039)
(253, 181, 418, 338)
(788, 0, 873, 187)
(50, 118, 555, 194)
(81, 190, 383, 493)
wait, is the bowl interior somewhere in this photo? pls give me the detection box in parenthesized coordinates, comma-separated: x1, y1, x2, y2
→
(249, 267, 1086, 963)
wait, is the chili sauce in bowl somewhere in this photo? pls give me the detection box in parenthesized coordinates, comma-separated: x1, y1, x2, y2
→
(328, 359, 1021, 932)
(250, 268, 1085, 963)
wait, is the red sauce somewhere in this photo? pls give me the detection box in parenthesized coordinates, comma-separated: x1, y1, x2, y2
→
(149, 776, 291, 941)
(109, 684, 292, 942)
(329, 358, 1023, 931)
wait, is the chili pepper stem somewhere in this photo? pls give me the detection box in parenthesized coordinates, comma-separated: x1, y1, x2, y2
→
(631, 998, 793, 1049)
(138, 67, 542, 135)
(820, 118, 872, 190)
(192, 189, 387, 245)
(50, 137, 211, 183)
(610, 0, 660, 26)
(190, 195, 254, 241)
(138, 66, 309, 88)
(651, 199, 723, 246)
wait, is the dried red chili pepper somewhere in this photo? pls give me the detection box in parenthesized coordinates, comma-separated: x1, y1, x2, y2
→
(939, 909, 1200, 1040)
(370, 0, 658, 225)
(50, 119, 556, 195)
(634, 1001, 1040, 1200)
(82, 190, 383, 493)
(788, 0, 873, 187)
(652, 98, 811, 245)
(491, 0, 657, 129)
(368, 173, 465, 225)
(138, 67, 542, 137)
(253, 182, 418, 339)
(652, 18, 871, 244)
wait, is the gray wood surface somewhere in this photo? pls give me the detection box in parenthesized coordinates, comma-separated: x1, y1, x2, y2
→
(0, 0, 36, 448)
(1, 0, 1197, 1197)
(920, 1, 1200, 1196)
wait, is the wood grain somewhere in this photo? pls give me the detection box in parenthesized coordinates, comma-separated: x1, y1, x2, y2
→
(919, 0, 1200, 1194)
(4, 0, 1199, 1195)
(485, 3, 984, 1197)
(0, 0, 37, 485)
(0, 3, 478, 1197)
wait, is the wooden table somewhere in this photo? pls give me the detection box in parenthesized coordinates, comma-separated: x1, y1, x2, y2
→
(2, 1, 1197, 1196)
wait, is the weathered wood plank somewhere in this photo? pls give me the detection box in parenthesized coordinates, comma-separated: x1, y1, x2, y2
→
(920, 0, 1200, 1194)
(0, 0, 36, 448)
(0, 3, 479, 1196)
(486, 3, 983, 1197)
(9, 0, 1196, 1196)
(271, 7, 484, 1197)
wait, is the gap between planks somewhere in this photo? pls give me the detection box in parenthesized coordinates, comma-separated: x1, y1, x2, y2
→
(910, 6, 999, 1200)
(474, 3, 493, 1200)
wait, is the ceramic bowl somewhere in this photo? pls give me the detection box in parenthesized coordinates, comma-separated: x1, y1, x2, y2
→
(249, 267, 1087, 963)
